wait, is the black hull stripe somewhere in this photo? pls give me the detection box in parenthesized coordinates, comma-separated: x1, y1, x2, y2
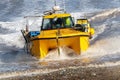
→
(31, 35, 89, 41)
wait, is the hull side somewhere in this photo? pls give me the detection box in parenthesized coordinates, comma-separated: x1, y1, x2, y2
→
(31, 35, 89, 59)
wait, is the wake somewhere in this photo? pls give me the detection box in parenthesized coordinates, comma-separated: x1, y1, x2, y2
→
(0, 8, 120, 73)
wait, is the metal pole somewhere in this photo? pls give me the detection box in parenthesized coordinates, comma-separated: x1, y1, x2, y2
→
(63, 0, 66, 12)
(56, 29, 60, 55)
(54, 0, 57, 6)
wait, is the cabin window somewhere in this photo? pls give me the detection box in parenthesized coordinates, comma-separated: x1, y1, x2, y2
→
(42, 16, 74, 30)
(63, 17, 74, 28)
(52, 18, 63, 28)
(42, 19, 51, 30)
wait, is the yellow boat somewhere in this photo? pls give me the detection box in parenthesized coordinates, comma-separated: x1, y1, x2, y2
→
(21, 6, 95, 59)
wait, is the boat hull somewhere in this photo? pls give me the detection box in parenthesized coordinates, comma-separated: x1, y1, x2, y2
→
(30, 29, 90, 59)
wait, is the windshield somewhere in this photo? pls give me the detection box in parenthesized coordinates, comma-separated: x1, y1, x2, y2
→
(42, 16, 74, 30)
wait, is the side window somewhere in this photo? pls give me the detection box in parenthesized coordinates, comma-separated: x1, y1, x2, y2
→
(42, 19, 51, 30)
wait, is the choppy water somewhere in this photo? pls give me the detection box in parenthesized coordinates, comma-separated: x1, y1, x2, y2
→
(0, 0, 120, 78)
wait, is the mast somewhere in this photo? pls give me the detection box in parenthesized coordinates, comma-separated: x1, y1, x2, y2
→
(54, 0, 57, 6)
(63, 0, 66, 12)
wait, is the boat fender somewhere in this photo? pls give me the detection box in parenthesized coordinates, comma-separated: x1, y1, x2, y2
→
(90, 28, 95, 35)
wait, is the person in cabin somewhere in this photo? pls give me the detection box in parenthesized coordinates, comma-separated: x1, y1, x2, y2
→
(54, 18, 63, 28)
(65, 17, 71, 27)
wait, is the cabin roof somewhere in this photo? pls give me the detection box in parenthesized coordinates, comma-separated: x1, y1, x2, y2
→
(43, 13, 71, 19)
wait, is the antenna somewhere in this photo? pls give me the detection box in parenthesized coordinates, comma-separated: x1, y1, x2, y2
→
(54, 0, 57, 6)
(25, 17, 29, 32)
(63, 0, 66, 12)
(84, 14, 87, 19)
